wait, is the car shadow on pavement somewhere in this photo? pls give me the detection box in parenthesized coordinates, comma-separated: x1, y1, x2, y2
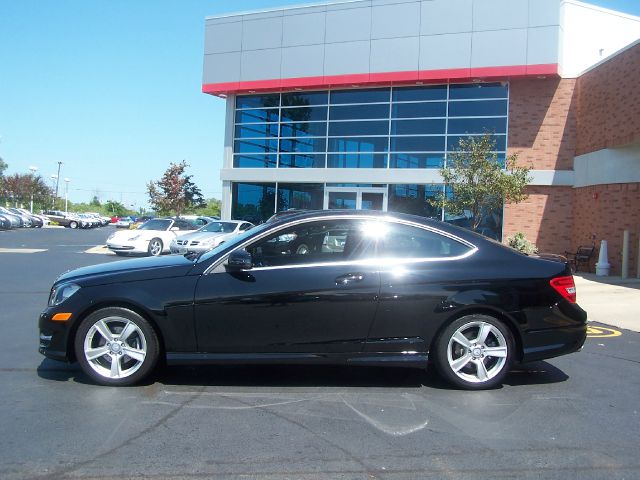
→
(37, 358, 569, 389)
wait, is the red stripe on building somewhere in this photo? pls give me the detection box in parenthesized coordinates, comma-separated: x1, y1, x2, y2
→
(202, 64, 559, 96)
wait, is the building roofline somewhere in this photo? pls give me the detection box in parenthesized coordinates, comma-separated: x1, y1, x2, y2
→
(579, 38, 640, 77)
(205, 0, 356, 21)
(561, 0, 640, 22)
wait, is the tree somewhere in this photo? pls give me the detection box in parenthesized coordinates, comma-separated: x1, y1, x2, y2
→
(0, 173, 52, 209)
(104, 200, 130, 217)
(0, 157, 7, 177)
(147, 161, 205, 216)
(434, 134, 531, 232)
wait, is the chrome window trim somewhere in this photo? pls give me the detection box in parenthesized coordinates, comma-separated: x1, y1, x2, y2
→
(204, 214, 477, 275)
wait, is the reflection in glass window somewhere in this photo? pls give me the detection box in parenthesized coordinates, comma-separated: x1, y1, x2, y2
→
(278, 153, 326, 168)
(327, 153, 388, 168)
(391, 119, 446, 135)
(246, 219, 374, 267)
(280, 106, 327, 123)
(281, 91, 328, 106)
(328, 137, 388, 152)
(330, 88, 390, 104)
(388, 184, 443, 219)
(447, 117, 507, 134)
(235, 123, 279, 138)
(390, 153, 444, 169)
(448, 100, 508, 117)
(277, 183, 324, 211)
(236, 109, 279, 124)
(236, 94, 280, 109)
(233, 154, 277, 168)
(449, 83, 508, 100)
(279, 137, 326, 153)
(234, 139, 278, 154)
(392, 102, 447, 119)
(393, 85, 447, 102)
(377, 223, 471, 259)
(280, 122, 327, 138)
(390, 136, 445, 152)
(232, 183, 276, 224)
(328, 120, 389, 137)
(330, 104, 389, 121)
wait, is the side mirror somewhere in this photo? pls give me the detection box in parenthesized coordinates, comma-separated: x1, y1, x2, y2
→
(226, 249, 253, 271)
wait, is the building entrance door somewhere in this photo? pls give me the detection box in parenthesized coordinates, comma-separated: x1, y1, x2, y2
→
(324, 187, 388, 211)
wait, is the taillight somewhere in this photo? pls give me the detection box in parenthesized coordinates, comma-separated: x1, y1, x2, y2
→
(550, 276, 577, 303)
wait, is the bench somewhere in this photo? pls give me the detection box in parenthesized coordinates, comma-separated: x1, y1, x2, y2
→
(564, 245, 596, 273)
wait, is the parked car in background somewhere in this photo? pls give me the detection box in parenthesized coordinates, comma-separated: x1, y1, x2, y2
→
(106, 218, 197, 256)
(4, 208, 31, 227)
(115, 217, 134, 228)
(0, 214, 13, 230)
(170, 220, 254, 254)
(39, 210, 587, 388)
(43, 210, 81, 229)
(0, 207, 24, 228)
(14, 208, 50, 227)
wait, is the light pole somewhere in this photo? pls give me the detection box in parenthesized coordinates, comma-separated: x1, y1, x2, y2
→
(54, 161, 62, 203)
(50, 174, 58, 209)
(64, 178, 70, 213)
(29, 165, 38, 213)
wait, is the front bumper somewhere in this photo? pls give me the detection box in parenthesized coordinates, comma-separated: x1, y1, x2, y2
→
(39, 309, 74, 362)
(170, 244, 212, 254)
(106, 240, 148, 254)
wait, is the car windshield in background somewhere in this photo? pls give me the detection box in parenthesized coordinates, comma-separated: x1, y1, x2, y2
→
(138, 219, 171, 231)
(200, 222, 237, 233)
(197, 222, 273, 263)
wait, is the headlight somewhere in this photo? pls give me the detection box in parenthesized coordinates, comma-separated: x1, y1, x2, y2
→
(107, 233, 115, 241)
(128, 235, 141, 241)
(48, 283, 81, 306)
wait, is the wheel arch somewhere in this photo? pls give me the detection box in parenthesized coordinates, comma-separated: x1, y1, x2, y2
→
(430, 306, 524, 363)
(66, 301, 166, 363)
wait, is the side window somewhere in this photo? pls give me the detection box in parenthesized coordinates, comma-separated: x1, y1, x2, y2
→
(176, 220, 195, 230)
(245, 219, 373, 268)
(240, 223, 252, 231)
(378, 223, 471, 259)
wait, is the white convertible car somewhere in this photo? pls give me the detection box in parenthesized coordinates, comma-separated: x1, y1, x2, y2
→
(170, 220, 254, 254)
(107, 218, 196, 256)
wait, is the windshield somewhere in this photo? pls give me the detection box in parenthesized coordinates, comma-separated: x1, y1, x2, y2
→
(138, 219, 171, 231)
(197, 221, 273, 263)
(199, 222, 237, 233)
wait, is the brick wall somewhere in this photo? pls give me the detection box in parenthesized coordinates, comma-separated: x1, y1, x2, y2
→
(508, 78, 577, 170)
(504, 186, 574, 255)
(577, 43, 640, 155)
(572, 183, 640, 276)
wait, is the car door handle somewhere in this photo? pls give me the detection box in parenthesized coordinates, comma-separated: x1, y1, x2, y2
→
(335, 273, 365, 286)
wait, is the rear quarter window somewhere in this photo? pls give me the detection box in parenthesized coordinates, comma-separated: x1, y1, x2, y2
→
(379, 223, 472, 259)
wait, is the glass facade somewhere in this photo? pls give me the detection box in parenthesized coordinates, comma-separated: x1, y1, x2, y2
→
(233, 83, 508, 169)
(229, 83, 507, 238)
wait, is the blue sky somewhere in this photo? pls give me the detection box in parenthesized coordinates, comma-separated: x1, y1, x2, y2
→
(1, 0, 639, 210)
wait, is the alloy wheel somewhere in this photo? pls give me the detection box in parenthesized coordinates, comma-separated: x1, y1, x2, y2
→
(83, 316, 147, 380)
(446, 320, 508, 384)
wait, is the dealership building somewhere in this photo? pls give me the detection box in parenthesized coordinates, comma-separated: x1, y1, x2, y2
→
(202, 0, 640, 275)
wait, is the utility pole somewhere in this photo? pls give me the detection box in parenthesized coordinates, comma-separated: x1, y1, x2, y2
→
(54, 161, 62, 207)
(64, 178, 71, 213)
(29, 165, 38, 213)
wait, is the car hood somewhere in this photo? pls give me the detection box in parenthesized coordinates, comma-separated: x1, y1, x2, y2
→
(55, 254, 197, 287)
(108, 229, 166, 241)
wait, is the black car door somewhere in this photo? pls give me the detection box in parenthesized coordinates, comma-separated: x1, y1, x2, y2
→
(193, 218, 381, 354)
(365, 221, 476, 354)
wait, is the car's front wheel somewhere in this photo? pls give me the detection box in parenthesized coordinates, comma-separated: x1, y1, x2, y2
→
(69, 221, 78, 229)
(148, 238, 163, 256)
(434, 314, 514, 390)
(74, 307, 159, 386)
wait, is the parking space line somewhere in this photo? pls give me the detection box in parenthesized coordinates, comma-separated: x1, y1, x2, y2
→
(0, 248, 48, 253)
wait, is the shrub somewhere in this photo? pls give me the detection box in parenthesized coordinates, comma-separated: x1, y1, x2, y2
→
(507, 232, 538, 255)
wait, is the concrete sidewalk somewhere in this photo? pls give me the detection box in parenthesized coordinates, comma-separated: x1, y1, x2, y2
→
(573, 273, 640, 332)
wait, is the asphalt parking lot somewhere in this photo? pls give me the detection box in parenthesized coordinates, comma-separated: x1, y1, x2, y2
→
(1, 227, 639, 479)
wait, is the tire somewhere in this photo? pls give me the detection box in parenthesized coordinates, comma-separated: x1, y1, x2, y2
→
(69, 221, 78, 229)
(434, 314, 514, 390)
(295, 243, 309, 255)
(148, 238, 163, 257)
(74, 307, 160, 386)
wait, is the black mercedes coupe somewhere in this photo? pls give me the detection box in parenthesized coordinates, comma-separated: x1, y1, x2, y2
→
(39, 210, 587, 389)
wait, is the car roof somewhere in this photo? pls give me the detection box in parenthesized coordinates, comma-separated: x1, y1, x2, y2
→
(265, 209, 490, 246)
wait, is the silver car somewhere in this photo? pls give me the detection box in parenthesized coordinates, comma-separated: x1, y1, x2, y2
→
(170, 220, 254, 254)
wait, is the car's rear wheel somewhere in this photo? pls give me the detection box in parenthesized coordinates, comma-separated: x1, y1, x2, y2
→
(69, 221, 78, 229)
(434, 314, 513, 390)
(74, 307, 159, 386)
(295, 243, 309, 255)
(148, 238, 163, 256)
